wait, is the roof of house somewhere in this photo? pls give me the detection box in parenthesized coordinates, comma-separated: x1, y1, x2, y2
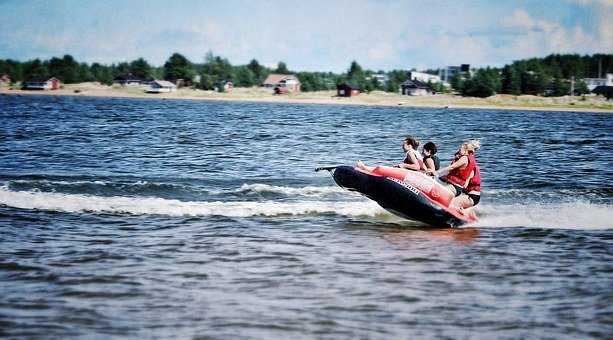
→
(592, 85, 613, 95)
(114, 74, 142, 81)
(152, 80, 176, 87)
(401, 79, 431, 89)
(337, 82, 360, 90)
(263, 74, 299, 85)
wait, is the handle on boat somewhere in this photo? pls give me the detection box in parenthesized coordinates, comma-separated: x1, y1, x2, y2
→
(315, 166, 339, 172)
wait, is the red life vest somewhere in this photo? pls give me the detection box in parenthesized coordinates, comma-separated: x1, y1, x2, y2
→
(446, 154, 474, 188)
(466, 155, 481, 192)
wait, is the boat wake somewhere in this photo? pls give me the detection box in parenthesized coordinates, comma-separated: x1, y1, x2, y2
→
(0, 185, 611, 229)
(475, 201, 613, 230)
(0, 185, 383, 218)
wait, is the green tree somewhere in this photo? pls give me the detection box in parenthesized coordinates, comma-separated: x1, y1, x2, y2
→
(520, 68, 549, 95)
(0, 59, 22, 82)
(247, 59, 266, 83)
(385, 79, 399, 93)
(501, 65, 521, 95)
(47, 55, 79, 83)
(345, 61, 367, 90)
(574, 79, 589, 95)
(551, 77, 569, 97)
(274, 61, 290, 74)
(163, 53, 194, 81)
(460, 68, 501, 98)
(198, 52, 234, 90)
(234, 65, 256, 87)
(113, 62, 131, 77)
(450, 74, 465, 93)
(129, 58, 152, 79)
(90, 63, 114, 85)
(199, 74, 215, 90)
(22, 59, 48, 80)
(77, 62, 94, 82)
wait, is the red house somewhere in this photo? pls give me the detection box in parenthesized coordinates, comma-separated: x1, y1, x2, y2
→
(23, 77, 61, 90)
(337, 82, 360, 97)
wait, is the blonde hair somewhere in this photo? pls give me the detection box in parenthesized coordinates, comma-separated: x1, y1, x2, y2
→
(463, 139, 481, 153)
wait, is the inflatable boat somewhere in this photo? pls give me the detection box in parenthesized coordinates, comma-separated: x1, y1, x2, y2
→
(317, 165, 477, 228)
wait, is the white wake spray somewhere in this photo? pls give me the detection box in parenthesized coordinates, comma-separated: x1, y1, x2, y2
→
(1, 184, 611, 229)
(474, 201, 613, 230)
(0, 186, 383, 218)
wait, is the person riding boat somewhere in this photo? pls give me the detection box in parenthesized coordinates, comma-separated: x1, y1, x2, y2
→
(422, 142, 440, 175)
(356, 135, 425, 172)
(465, 157, 481, 206)
(440, 140, 481, 208)
(461, 143, 481, 208)
(396, 136, 425, 171)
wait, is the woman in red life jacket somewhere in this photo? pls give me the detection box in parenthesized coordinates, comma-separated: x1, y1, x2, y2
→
(464, 149, 481, 207)
(441, 140, 481, 208)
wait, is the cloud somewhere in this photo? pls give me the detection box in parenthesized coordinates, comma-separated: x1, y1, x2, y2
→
(498, 8, 611, 59)
(0, 1, 610, 72)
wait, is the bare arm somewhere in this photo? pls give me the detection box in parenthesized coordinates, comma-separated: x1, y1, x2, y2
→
(443, 155, 468, 172)
(424, 158, 436, 173)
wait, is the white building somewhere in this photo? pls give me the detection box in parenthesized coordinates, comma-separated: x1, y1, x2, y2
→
(146, 80, 177, 93)
(370, 73, 389, 85)
(409, 71, 441, 84)
(440, 64, 470, 83)
(584, 73, 613, 91)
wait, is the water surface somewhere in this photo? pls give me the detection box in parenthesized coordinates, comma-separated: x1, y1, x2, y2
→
(1, 95, 611, 338)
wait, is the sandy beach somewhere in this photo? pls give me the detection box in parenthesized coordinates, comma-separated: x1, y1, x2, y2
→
(2, 82, 612, 112)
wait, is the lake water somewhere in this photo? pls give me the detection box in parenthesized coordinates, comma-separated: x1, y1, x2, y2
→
(1, 94, 611, 339)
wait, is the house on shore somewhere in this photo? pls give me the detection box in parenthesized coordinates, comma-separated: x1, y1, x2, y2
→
(401, 79, 434, 96)
(584, 73, 613, 91)
(263, 74, 301, 93)
(146, 80, 177, 93)
(113, 74, 143, 86)
(337, 82, 360, 97)
(166, 78, 193, 88)
(23, 77, 60, 90)
(593, 85, 613, 99)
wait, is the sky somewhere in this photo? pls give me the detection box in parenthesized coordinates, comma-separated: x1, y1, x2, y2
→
(0, 0, 611, 72)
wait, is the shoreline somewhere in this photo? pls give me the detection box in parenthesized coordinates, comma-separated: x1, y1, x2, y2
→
(2, 85, 612, 113)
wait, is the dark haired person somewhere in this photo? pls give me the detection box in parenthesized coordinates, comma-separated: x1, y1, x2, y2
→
(422, 142, 440, 174)
(396, 136, 424, 171)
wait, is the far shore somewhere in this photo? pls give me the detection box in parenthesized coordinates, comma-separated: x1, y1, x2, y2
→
(2, 83, 612, 113)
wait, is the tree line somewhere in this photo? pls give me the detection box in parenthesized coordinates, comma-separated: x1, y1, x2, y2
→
(451, 54, 613, 97)
(0, 53, 611, 97)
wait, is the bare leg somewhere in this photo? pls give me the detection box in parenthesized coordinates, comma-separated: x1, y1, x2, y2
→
(356, 160, 376, 172)
(451, 194, 474, 209)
